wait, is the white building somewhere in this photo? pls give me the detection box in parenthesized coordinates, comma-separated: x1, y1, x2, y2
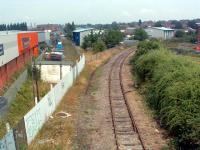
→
(38, 31, 51, 45)
(145, 27, 174, 39)
(36, 61, 73, 83)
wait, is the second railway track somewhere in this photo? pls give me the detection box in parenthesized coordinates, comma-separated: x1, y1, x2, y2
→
(108, 49, 145, 150)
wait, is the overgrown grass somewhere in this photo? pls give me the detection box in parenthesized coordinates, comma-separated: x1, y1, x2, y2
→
(131, 41, 200, 149)
(0, 79, 50, 138)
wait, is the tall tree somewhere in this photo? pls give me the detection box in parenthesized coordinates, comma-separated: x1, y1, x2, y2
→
(188, 20, 197, 29)
(154, 21, 162, 27)
(134, 28, 148, 41)
(103, 29, 123, 48)
(138, 19, 142, 27)
(64, 22, 76, 39)
(111, 21, 119, 30)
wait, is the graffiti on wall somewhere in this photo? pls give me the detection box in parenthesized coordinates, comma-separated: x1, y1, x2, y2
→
(0, 130, 16, 150)
(24, 108, 42, 144)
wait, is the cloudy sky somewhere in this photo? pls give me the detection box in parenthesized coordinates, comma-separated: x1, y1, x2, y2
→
(0, 0, 199, 25)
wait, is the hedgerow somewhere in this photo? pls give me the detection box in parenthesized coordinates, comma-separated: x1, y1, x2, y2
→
(132, 41, 200, 149)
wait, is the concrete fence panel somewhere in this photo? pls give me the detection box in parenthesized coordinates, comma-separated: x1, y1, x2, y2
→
(0, 130, 16, 150)
(0, 54, 85, 148)
(24, 54, 85, 145)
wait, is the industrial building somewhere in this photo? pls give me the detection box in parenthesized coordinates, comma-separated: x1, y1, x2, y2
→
(0, 31, 50, 90)
(145, 27, 174, 39)
(73, 28, 93, 46)
(38, 31, 51, 45)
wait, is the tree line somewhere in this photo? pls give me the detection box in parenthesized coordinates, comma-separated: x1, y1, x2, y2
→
(0, 22, 28, 31)
(82, 29, 123, 52)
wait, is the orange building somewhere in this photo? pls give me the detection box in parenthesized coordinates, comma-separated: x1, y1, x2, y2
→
(0, 31, 39, 90)
(17, 32, 39, 57)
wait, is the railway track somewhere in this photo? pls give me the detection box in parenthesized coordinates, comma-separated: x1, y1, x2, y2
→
(108, 49, 145, 150)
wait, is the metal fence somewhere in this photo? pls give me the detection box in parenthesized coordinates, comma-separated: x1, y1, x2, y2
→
(0, 55, 85, 150)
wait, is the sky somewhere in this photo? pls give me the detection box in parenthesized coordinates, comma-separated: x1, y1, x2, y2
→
(0, 0, 199, 25)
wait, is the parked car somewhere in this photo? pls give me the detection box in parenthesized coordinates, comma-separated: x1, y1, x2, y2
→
(0, 96, 7, 108)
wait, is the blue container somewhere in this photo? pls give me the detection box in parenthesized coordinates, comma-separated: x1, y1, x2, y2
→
(56, 42, 64, 50)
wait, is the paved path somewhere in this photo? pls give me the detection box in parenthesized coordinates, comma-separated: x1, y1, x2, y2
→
(0, 70, 27, 118)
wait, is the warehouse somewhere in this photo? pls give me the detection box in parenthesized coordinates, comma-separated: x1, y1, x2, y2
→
(145, 27, 174, 39)
(73, 28, 93, 46)
(38, 31, 51, 45)
(0, 31, 40, 90)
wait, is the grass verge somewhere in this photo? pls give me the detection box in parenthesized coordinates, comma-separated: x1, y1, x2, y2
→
(0, 79, 50, 138)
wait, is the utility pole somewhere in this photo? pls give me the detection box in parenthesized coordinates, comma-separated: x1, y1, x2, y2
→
(60, 63, 62, 80)
(31, 56, 35, 102)
(32, 57, 40, 102)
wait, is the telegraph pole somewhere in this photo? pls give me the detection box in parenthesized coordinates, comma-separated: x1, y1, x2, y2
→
(31, 56, 36, 102)
(32, 56, 40, 102)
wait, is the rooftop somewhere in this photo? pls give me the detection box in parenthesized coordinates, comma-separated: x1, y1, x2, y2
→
(152, 27, 174, 31)
(73, 28, 94, 33)
(0, 30, 49, 36)
(0, 30, 20, 36)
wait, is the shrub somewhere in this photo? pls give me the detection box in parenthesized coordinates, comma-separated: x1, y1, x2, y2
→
(103, 29, 123, 48)
(27, 64, 41, 80)
(133, 28, 148, 41)
(93, 40, 106, 52)
(130, 40, 161, 65)
(175, 30, 185, 38)
(132, 41, 200, 149)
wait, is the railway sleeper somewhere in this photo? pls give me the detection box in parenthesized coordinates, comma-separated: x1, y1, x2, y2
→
(117, 135, 142, 145)
(119, 144, 143, 150)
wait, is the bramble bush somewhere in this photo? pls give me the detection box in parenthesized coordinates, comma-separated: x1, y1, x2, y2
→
(132, 41, 200, 149)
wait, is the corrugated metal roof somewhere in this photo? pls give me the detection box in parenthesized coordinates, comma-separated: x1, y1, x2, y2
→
(152, 27, 174, 31)
(0, 30, 40, 36)
(73, 28, 93, 33)
(0, 31, 20, 36)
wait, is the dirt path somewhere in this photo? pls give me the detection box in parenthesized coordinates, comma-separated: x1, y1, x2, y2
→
(74, 55, 121, 150)
(76, 50, 169, 150)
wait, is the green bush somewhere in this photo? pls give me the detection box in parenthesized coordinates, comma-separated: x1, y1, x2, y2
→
(27, 64, 41, 80)
(132, 41, 200, 149)
(133, 28, 148, 41)
(175, 30, 185, 38)
(130, 40, 161, 65)
(103, 29, 123, 48)
(93, 40, 106, 52)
